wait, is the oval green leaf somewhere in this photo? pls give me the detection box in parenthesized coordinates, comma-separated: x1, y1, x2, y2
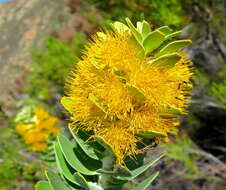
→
(126, 84, 146, 104)
(157, 26, 173, 35)
(57, 135, 98, 175)
(112, 21, 130, 33)
(125, 17, 142, 43)
(114, 154, 164, 181)
(89, 93, 107, 114)
(143, 30, 165, 54)
(54, 143, 80, 185)
(148, 53, 181, 68)
(69, 128, 100, 160)
(61, 97, 73, 114)
(141, 21, 151, 38)
(165, 31, 182, 40)
(156, 40, 192, 57)
(35, 181, 52, 190)
(45, 170, 72, 190)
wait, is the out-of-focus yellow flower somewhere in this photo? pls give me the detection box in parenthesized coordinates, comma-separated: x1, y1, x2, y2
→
(63, 20, 193, 165)
(16, 123, 33, 135)
(30, 142, 47, 152)
(16, 107, 60, 152)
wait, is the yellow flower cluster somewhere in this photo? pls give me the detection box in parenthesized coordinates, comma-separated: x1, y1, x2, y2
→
(64, 21, 193, 165)
(16, 107, 60, 152)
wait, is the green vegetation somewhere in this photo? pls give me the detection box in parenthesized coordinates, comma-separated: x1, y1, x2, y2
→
(1, 0, 226, 189)
(26, 33, 86, 101)
(161, 135, 200, 178)
(0, 122, 42, 190)
(84, 0, 187, 28)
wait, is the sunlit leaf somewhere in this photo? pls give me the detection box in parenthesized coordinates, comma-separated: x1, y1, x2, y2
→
(126, 84, 146, 104)
(35, 181, 52, 190)
(141, 21, 151, 38)
(125, 17, 142, 43)
(89, 93, 107, 113)
(148, 53, 181, 68)
(112, 21, 130, 33)
(143, 30, 165, 54)
(61, 97, 73, 113)
(156, 40, 192, 57)
(157, 26, 173, 35)
(165, 31, 182, 40)
(136, 21, 143, 33)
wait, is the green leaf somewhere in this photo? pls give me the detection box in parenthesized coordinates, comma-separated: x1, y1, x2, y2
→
(157, 26, 173, 35)
(90, 56, 108, 70)
(88, 183, 103, 190)
(136, 21, 143, 33)
(125, 17, 142, 43)
(73, 172, 91, 190)
(113, 67, 126, 77)
(70, 128, 100, 160)
(97, 168, 132, 178)
(94, 136, 114, 156)
(46, 170, 72, 190)
(141, 21, 151, 38)
(143, 30, 165, 54)
(148, 53, 181, 68)
(126, 84, 146, 104)
(58, 135, 98, 175)
(54, 143, 80, 185)
(15, 106, 34, 123)
(136, 131, 166, 139)
(89, 93, 107, 113)
(36, 181, 52, 190)
(156, 40, 192, 57)
(96, 32, 107, 40)
(114, 155, 164, 180)
(165, 31, 182, 40)
(132, 171, 159, 190)
(61, 97, 73, 114)
(112, 21, 130, 33)
(159, 104, 183, 118)
(128, 36, 145, 58)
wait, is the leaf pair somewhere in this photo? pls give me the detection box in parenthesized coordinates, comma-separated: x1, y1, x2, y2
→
(125, 18, 191, 64)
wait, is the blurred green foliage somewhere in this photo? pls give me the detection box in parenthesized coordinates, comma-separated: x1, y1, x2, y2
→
(26, 33, 86, 101)
(210, 67, 226, 108)
(84, 0, 188, 28)
(0, 123, 42, 190)
(161, 135, 200, 178)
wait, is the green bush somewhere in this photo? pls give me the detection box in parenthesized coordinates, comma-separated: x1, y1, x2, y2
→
(161, 135, 200, 178)
(210, 79, 226, 108)
(84, 0, 187, 28)
(0, 124, 42, 190)
(26, 33, 86, 101)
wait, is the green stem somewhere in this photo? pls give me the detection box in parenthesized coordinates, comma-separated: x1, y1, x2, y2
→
(99, 152, 116, 189)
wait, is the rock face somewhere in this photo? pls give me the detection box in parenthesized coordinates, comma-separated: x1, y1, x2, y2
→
(0, 0, 67, 103)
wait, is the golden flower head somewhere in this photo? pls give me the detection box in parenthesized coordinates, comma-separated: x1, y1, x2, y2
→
(62, 18, 193, 165)
(16, 107, 60, 152)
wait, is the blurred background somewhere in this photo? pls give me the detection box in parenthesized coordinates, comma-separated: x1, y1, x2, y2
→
(0, 0, 226, 189)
